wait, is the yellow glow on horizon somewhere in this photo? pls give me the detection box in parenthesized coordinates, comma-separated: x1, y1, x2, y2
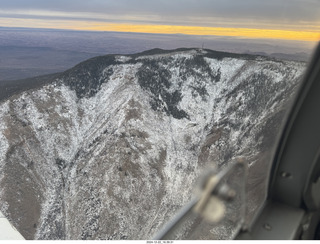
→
(1, 17, 319, 42)
(92, 23, 320, 42)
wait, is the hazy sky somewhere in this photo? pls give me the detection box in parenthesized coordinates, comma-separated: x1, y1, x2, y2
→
(0, 0, 319, 41)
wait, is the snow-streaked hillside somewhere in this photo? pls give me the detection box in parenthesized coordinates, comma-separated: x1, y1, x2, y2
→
(0, 48, 305, 239)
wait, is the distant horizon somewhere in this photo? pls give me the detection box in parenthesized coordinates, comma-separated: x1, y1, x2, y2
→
(1, 19, 319, 43)
(1, 0, 319, 43)
(0, 26, 316, 55)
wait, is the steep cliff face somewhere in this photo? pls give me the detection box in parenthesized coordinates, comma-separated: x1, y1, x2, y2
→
(0, 49, 305, 239)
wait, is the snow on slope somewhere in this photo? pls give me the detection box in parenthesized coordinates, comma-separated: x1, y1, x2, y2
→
(0, 49, 305, 240)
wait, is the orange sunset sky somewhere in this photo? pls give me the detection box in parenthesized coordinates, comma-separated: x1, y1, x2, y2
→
(0, 0, 319, 42)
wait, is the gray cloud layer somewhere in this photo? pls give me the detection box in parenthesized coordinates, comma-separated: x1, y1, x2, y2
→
(1, 0, 319, 27)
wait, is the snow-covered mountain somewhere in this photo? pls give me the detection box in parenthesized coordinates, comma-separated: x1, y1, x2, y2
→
(0, 48, 305, 239)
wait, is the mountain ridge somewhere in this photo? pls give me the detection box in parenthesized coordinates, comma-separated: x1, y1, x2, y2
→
(0, 48, 305, 239)
(1, 48, 302, 103)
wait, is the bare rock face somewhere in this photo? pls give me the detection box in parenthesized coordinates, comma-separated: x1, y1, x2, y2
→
(0, 48, 305, 239)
